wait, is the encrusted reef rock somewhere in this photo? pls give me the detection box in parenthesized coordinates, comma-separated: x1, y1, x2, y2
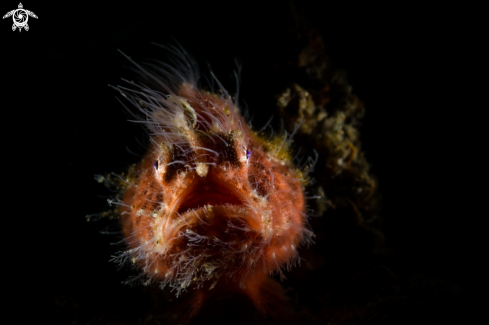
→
(270, 8, 384, 261)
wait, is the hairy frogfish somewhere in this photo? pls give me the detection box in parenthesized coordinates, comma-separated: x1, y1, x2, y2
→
(104, 44, 315, 319)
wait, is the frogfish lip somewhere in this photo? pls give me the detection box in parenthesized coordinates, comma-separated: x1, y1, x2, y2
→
(170, 173, 261, 231)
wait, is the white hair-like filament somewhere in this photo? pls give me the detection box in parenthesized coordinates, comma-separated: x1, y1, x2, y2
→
(110, 44, 246, 150)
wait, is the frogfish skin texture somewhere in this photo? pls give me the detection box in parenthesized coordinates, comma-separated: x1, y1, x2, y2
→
(110, 45, 314, 317)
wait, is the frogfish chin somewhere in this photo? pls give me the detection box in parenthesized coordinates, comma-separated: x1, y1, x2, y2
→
(110, 45, 314, 318)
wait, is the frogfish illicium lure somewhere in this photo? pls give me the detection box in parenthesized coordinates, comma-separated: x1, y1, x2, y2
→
(103, 44, 315, 318)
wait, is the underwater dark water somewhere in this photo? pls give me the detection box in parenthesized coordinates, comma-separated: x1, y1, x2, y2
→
(2, 1, 485, 324)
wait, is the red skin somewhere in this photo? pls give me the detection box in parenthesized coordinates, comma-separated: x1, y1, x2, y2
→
(118, 84, 310, 317)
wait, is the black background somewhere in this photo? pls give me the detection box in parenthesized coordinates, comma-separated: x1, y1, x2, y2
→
(2, 1, 485, 323)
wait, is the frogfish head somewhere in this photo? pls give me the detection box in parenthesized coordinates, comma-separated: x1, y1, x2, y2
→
(112, 46, 313, 307)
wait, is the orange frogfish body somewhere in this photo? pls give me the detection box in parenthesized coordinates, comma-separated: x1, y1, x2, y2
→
(112, 47, 313, 317)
